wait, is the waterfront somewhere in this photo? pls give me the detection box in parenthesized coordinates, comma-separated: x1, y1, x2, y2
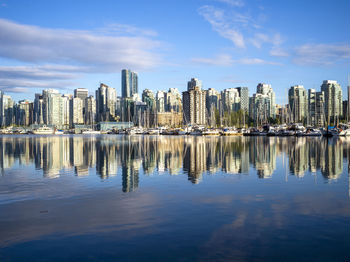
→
(1, 135, 350, 261)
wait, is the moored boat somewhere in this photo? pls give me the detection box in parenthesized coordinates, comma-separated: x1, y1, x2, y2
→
(147, 128, 160, 135)
(54, 130, 65, 135)
(202, 129, 221, 136)
(82, 129, 101, 134)
(221, 128, 241, 136)
(33, 125, 54, 135)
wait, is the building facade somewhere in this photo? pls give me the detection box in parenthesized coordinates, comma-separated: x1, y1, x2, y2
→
(237, 87, 249, 112)
(96, 83, 117, 122)
(183, 79, 206, 125)
(288, 85, 307, 123)
(321, 80, 342, 124)
(121, 69, 138, 98)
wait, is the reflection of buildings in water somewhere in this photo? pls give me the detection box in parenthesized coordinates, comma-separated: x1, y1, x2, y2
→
(307, 139, 319, 173)
(0, 138, 16, 173)
(249, 137, 276, 178)
(205, 137, 220, 174)
(0, 135, 349, 187)
(75, 166, 89, 176)
(72, 136, 96, 177)
(96, 138, 118, 179)
(122, 165, 139, 193)
(142, 136, 157, 174)
(39, 137, 71, 178)
(320, 139, 343, 180)
(221, 137, 249, 174)
(161, 137, 183, 175)
(288, 138, 308, 177)
(183, 136, 206, 184)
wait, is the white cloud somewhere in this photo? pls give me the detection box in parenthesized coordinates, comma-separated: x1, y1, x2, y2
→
(198, 5, 245, 48)
(250, 33, 270, 48)
(269, 48, 289, 57)
(191, 54, 234, 66)
(0, 79, 77, 93)
(293, 43, 350, 65)
(97, 23, 158, 37)
(250, 33, 289, 57)
(0, 19, 162, 71)
(214, 0, 244, 7)
(0, 65, 82, 93)
(198, 5, 280, 51)
(0, 65, 84, 80)
(191, 54, 280, 66)
(237, 58, 280, 65)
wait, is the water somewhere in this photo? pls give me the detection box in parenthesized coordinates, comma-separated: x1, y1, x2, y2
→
(0, 135, 350, 261)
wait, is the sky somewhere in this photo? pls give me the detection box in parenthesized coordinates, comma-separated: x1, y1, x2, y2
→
(0, 0, 349, 104)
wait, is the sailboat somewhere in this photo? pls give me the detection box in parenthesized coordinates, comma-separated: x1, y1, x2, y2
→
(82, 112, 100, 134)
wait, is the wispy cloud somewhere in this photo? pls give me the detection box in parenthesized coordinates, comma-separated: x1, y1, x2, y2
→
(270, 48, 289, 57)
(0, 79, 78, 93)
(0, 19, 163, 72)
(198, 5, 246, 48)
(293, 43, 350, 66)
(198, 4, 282, 52)
(237, 58, 280, 65)
(250, 33, 283, 48)
(0, 65, 84, 80)
(250, 33, 289, 57)
(0, 65, 81, 93)
(214, 0, 244, 7)
(191, 54, 280, 66)
(1, 87, 29, 93)
(192, 54, 234, 66)
(97, 23, 158, 37)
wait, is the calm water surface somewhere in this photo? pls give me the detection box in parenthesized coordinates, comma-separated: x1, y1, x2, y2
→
(0, 135, 350, 261)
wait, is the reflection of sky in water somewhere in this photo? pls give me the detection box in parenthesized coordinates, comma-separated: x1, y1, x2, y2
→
(1, 135, 350, 261)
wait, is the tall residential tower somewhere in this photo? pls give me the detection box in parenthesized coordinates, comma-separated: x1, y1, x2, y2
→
(121, 69, 138, 98)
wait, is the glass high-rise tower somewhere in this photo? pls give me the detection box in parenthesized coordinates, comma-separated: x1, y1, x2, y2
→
(121, 69, 138, 98)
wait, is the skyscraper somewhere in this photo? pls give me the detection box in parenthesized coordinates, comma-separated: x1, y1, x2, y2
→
(315, 91, 325, 127)
(187, 78, 202, 91)
(156, 91, 166, 113)
(308, 89, 316, 126)
(321, 80, 342, 124)
(1, 95, 14, 127)
(183, 78, 206, 125)
(84, 95, 96, 125)
(142, 89, 156, 127)
(121, 69, 138, 98)
(249, 93, 272, 124)
(288, 85, 307, 123)
(256, 83, 275, 118)
(206, 88, 220, 112)
(70, 97, 84, 127)
(74, 88, 89, 101)
(249, 83, 276, 124)
(237, 87, 249, 112)
(15, 100, 33, 126)
(95, 83, 117, 122)
(206, 88, 220, 127)
(221, 88, 240, 112)
(33, 94, 44, 125)
(142, 89, 156, 111)
(165, 88, 182, 113)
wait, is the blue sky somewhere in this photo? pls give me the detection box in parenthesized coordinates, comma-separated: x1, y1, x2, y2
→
(0, 0, 349, 104)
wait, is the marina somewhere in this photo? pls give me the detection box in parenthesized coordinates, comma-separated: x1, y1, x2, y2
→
(2, 123, 350, 137)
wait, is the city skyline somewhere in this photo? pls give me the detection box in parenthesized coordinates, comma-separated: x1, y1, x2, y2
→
(0, 73, 347, 128)
(0, 0, 349, 104)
